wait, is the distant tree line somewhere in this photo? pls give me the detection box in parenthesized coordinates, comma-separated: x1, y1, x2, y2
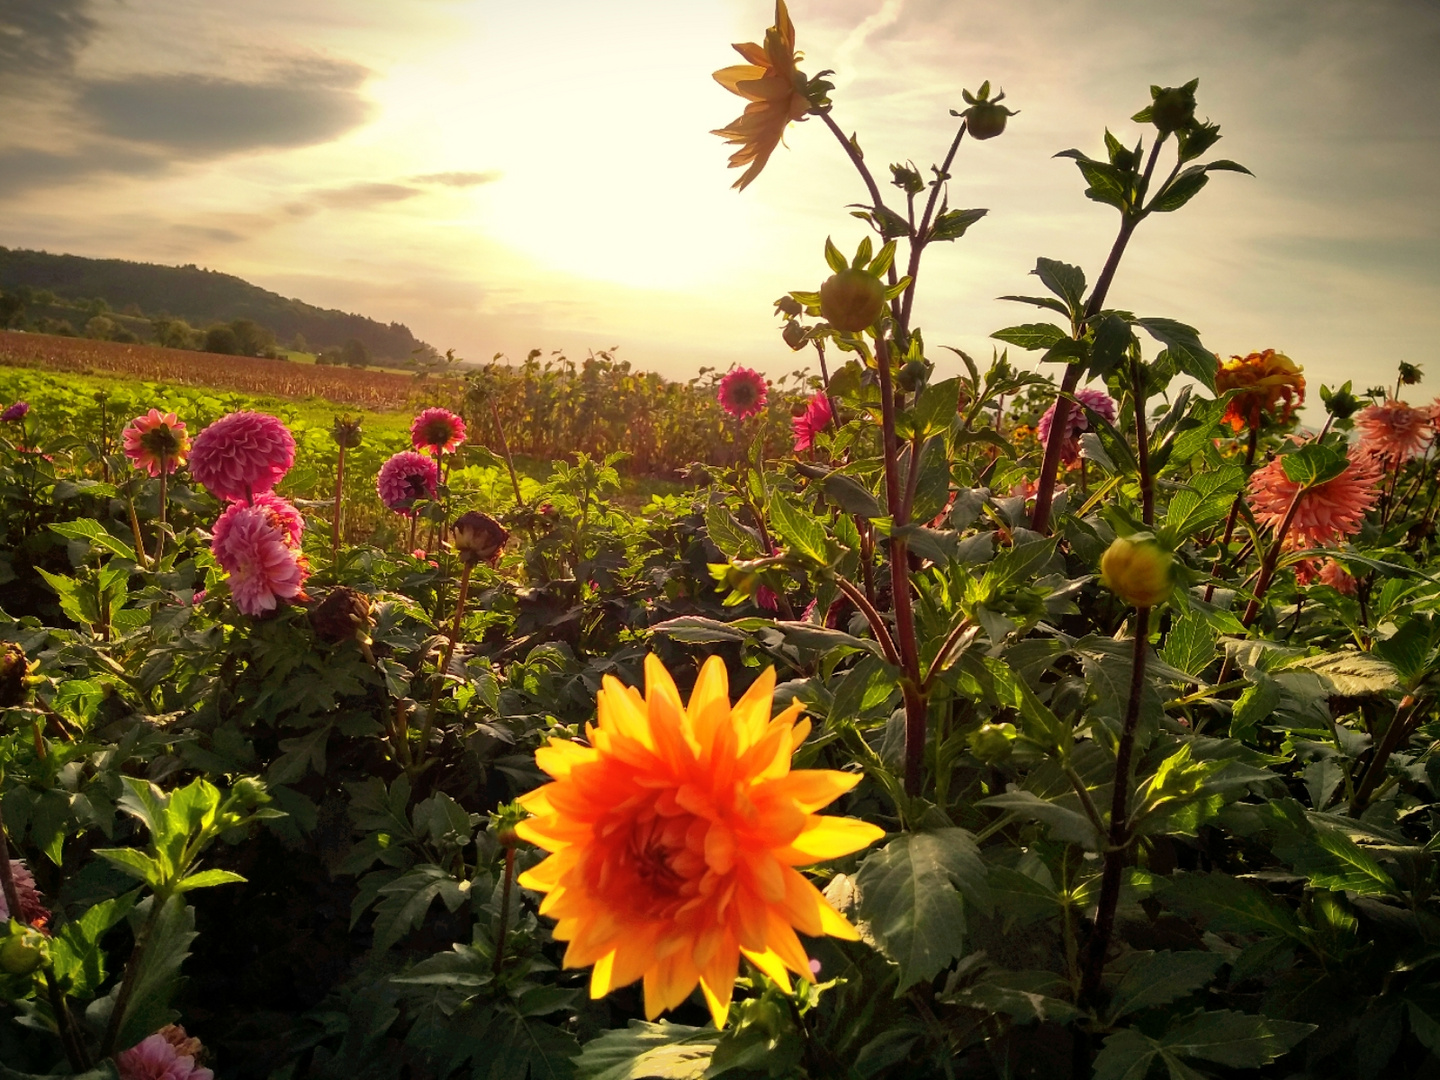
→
(0, 246, 432, 362)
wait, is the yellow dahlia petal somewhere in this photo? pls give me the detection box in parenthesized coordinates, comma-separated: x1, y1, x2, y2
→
(784, 817, 887, 863)
(740, 946, 793, 993)
(731, 666, 777, 749)
(687, 655, 731, 752)
(534, 738, 597, 778)
(763, 768, 862, 812)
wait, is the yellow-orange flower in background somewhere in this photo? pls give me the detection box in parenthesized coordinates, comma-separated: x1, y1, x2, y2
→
(712, 1, 812, 191)
(1215, 349, 1305, 432)
(516, 655, 883, 1027)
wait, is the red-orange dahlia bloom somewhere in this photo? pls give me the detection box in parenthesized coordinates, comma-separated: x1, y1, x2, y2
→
(711, 1, 812, 191)
(1247, 448, 1381, 550)
(1355, 398, 1431, 467)
(516, 655, 883, 1027)
(1215, 349, 1305, 432)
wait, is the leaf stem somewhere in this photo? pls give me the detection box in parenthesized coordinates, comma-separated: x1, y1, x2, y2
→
(101, 895, 163, 1057)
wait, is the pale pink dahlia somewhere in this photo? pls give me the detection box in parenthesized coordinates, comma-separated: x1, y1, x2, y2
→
(188, 411, 296, 502)
(116, 1028, 213, 1080)
(717, 367, 768, 420)
(1319, 559, 1357, 595)
(211, 502, 309, 617)
(1356, 398, 1431, 467)
(213, 492, 305, 551)
(1247, 448, 1381, 550)
(0, 858, 50, 927)
(1037, 387, 1116, 466)
(410, 407, 467, 456)
(123, 409, 190, 477)
(792, 391, 833, 451)
(377, 450, 439, 515)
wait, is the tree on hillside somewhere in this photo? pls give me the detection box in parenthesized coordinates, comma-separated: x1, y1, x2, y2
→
(0, 290, 26, 329)
(230, 318, 276, 357)
(152, 317, 201, 350)
(289, 332, 308, 353)
(340, 338, 370, 367)
(204, 325, 240, 355)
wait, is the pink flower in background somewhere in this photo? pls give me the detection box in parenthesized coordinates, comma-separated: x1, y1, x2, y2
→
(1036, 387, 1116, 466)
(1, 401, 29, 423)
(1247, 449, 1381, 550)
(0, 858, 50, 927)
(123, 409, 190, 477)
(792, 391, 832, 451)
(410, 407, 467, 456)
(211, 502, 309, 616)
(377, 451, 439, 514)
(213, 492, 305, 551)
(1319, 559, 1357, 595)
(717, 367, 768, 420)
(188, 411, 295, 502)
(1356, 398, 1431, 467)
(756, 585, 779, 611)
(115, 1027, 213, 1080)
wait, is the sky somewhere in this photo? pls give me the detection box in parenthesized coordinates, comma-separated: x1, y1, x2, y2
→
(1, 0, 1437, 409)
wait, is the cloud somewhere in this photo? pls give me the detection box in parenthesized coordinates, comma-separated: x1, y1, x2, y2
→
(311, 182, 422, 209)
(410, 171, 502, 188)
(0, 144, 165, 197)
(0, 0, 97, 83)
(76, 59, 373, 155)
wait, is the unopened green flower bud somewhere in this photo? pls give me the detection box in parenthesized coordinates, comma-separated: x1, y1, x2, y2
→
(968, 722, 1016, 764)
(896, 359, 929, 393)
(1100, 536, 1175, 608)
(1150, 84, 1197, 134)
(820, 269, 886, 333)
(0, 925, 48, 976)
(331, 414, 364, 449)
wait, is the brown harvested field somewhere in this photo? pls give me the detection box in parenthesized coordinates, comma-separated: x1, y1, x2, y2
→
(0, 329, 456, 410)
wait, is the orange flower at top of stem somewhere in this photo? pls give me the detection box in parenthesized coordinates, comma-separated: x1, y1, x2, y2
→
(1355, 398, 1432, 468)
(516, 654, 883, 1028)
(1215, 349, 1305, 432)
(711, 1, 813, 191)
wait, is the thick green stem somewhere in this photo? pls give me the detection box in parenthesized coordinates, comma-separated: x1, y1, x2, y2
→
(152, 459, 168, 566)
(331, 444, 346, 554)
(101, 895, 163, 1057)
(1350, 695, 1424, 816)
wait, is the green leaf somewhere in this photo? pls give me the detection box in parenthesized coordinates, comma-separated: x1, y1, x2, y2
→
(1160, 614, 1216, 680)
(910, 378, 961, 437)
(855, 829, 991, 991)
(1133, 318, 1216, 392)
(999, 294, 1070, 317)
(1088, 313, 1134, 379)
(651, 616, 750, 645)
(1092, 1029, 1161, 1080)
(1108, 951, 1224, 1020)
(371, 864, 468, 950)
(821, 473, 884, 518)
(824, 237, 848, 274)
(1161, 1009, 1314, 1068)
(1033, 258, 1086, 315)
(1158, 872, 1303, 940)
(574, 1021, 718, 1080)
(991, 323, 1069, 351)
(768, 491, 830, 565)
(1274, 821, 1398, 895)
(1148, 169, 1209, 213)
(95, 847, 165, 889)
(48, 518, 137, 562)
(51, 890, 140, 1000)
(980, 789, 1103, 849)
(705, 504, 758, 559)
(929, 207, 988, 242)
(89, 894, 197, 1052)
(1279, 443, 1348, 487)
(174, 868, 247, 893)
(1230, 677, 1280, 740)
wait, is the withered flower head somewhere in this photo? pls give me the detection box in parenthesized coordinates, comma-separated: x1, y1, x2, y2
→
(331, 414, 364, 449)
(308, 586, 374, 645)
(452, 511, 509, 566)
(0, 643, 29, 708)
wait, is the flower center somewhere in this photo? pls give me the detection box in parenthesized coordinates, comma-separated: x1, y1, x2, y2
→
(419, 420, 454, 448)
(140, 425, 182, 457)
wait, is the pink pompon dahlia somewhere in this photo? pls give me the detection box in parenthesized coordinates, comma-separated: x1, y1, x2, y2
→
(718, 367, 768, 420)
(188, 411, 296, 503)
(1, 401, 29, 423)
(411, 407, 467, 456)
(1355, 398, 1431, 467)
(211, 500, 309, 617)
(213, 492, 305, 551)
(0, 858, 51, 927)
(1247, 448, 1381, 550)
(123, 409, 190, 477)
(1037, 387, 1117, 466)
(792, 391, 832, 452)
(377, 450, 439, 514)
(116, 1026, 213, 1080)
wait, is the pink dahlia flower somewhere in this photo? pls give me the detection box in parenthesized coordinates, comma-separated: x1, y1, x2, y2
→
(717, 367, 768, 420)
(1356, 398, 1431, 467)
(116, 1027, 213, 1080)
(1037, 387, 1116, 466)
(1247, 448, 1381, 550)
(378, 450, 439, 514)
(1319, 559, 1357, 595)
(0, 858, 50, 927)
(1, 401, 29, 423)
(410, 407, 467, 456)
(213, 492, 305, 551)
(211, 502, 309, 617)
(188, 411, 296, 502)
(792, 391, 833, 451)
(123, 409, 190, 477)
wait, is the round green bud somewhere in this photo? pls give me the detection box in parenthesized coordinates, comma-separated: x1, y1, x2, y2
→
(1100, 536, 1175, 608)
(820, 269, 886, 333)
(968, 722, 1016, 764)
(0, 927, 48, 976)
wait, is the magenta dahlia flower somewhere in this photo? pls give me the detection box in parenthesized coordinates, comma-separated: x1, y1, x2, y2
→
(211, 501, 309, 617)
(213, 492, 305, 551)
(792, 391, 833, 451)
(0, 858, 50, 927)
(717, 367, 768, 420)
(116, 1026, 213, 1080)
(411, 407, 466, 456)
(1, 401, 29, 423)
(188, 411, 296, 502)
(377, 450, 439, 515)
(123, 409, 190, 477)
(1037, 387, 1116, 466)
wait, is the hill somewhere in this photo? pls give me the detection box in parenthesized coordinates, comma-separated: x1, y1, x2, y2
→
(0, 246, 432, 362)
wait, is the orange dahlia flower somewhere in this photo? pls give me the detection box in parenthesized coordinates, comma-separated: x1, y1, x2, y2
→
(1355, 398, 1431, 467)
(712, 1, 812, 191)
(1247, 448, 1380, 550)
(1215, 349, 1305, 432)
(516, 655, 883, 1027)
